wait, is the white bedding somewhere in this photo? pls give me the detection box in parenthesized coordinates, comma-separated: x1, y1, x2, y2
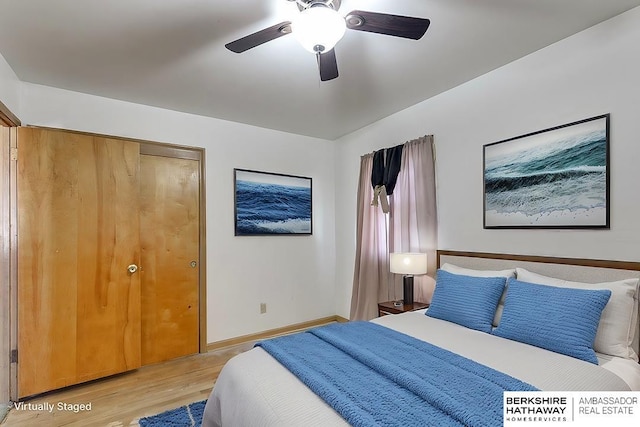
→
(204, 312, 640, 427)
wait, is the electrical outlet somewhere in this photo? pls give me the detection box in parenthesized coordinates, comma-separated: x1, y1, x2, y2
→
(260, 303, 267, 314)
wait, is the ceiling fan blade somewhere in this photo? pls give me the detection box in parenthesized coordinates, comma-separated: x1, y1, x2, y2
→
(317, 49, 339, 82)
(345, 10, 430, 40)
(225, 21, 291, 53)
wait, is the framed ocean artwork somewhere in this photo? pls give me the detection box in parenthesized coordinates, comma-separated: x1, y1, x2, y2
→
(234, 169, 312, 236)
(483, 114, 610, 229)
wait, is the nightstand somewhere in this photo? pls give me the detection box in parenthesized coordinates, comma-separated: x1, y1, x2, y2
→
(378, 301, 429, 316)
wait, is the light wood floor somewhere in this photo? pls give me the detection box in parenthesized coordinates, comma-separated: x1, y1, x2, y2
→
(1, 341, 255, 426)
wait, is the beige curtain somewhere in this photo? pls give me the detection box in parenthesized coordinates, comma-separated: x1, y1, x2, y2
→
(389, 136, 438, 303)
(350, 154, 391, 321)
(350, 136, 437, 321)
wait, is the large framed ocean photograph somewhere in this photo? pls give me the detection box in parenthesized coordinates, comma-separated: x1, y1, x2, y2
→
(483, 114, 610, 229)
(234, 169, 312, 236)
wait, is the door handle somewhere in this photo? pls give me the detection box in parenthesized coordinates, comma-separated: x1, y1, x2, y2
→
(127, 264, 138, 274)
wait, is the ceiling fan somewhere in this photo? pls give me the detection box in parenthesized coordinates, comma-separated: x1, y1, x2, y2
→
(225, 0, 430, 81)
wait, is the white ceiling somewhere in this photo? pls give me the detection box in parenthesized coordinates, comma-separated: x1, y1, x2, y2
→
(1, 0, 639, 140)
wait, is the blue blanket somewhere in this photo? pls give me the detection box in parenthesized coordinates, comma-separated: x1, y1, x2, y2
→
(256, 322, 537, 427)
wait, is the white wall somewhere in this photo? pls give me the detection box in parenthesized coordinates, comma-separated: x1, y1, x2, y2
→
(0, 53, 20, 120)
(19, 83, 337, 342)
(335, 7, 640, 318)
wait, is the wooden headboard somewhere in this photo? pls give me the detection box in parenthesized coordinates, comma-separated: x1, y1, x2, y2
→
(436, 250, 640, 359)
(437, 250, 640, 273)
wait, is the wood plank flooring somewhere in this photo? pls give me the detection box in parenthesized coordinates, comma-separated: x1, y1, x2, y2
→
(2, 341, 254, 426)
(2, 318, 339, 426)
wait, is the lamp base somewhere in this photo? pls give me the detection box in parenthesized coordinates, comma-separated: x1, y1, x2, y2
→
(403, 276, 414, 305)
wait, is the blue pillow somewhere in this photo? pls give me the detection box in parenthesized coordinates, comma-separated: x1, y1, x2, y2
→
(492, 279, 611, 364)
(426, 269, 506, 333)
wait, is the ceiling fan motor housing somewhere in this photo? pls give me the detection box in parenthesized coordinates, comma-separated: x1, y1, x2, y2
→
(290, 0, 342, 12)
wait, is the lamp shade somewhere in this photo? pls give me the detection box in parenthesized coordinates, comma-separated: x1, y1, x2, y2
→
(390, 253, 428, 275)
(291, 6, 346, 53)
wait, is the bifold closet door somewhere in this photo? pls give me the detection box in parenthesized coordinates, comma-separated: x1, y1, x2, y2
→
(140, 154, 200, 365)
(17, 128, 142, 397)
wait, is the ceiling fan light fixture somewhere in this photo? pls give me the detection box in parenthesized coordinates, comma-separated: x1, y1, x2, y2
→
(291, 5, 346, 53)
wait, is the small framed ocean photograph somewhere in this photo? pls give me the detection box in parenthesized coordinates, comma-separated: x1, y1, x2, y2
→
(234, 168, 312, 236)
(483, 114, 610, 229)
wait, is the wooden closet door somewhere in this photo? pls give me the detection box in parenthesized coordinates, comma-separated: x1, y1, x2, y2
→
(140, 154, 200, 365)
(17, 128, 141, 397)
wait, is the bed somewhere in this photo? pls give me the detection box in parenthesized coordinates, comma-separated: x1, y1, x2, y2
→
(203, 251, 640, 426)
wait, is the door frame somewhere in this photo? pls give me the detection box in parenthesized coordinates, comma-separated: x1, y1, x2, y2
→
(1, 99, 19, 405)
(0, 99, 20, 127)
(8, 127, 206, 400)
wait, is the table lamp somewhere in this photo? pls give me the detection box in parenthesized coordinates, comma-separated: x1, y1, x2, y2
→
(390, 252, 428, 305)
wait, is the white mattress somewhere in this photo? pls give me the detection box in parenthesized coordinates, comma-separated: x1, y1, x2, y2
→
(204, 312, 640, 427)
(374, 311, 640, 391)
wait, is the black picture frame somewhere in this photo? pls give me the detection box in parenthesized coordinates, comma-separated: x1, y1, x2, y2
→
(483, 114, 610, 229)
(234, 168, 312, 236)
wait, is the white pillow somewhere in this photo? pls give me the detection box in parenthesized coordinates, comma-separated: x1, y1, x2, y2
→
(440, 263, 515, 326)
(440, 263, 516, 279)
(516, 268, 639, 362)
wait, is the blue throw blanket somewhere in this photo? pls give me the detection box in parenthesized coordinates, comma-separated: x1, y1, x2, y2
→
(256, 322, 537, 427)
